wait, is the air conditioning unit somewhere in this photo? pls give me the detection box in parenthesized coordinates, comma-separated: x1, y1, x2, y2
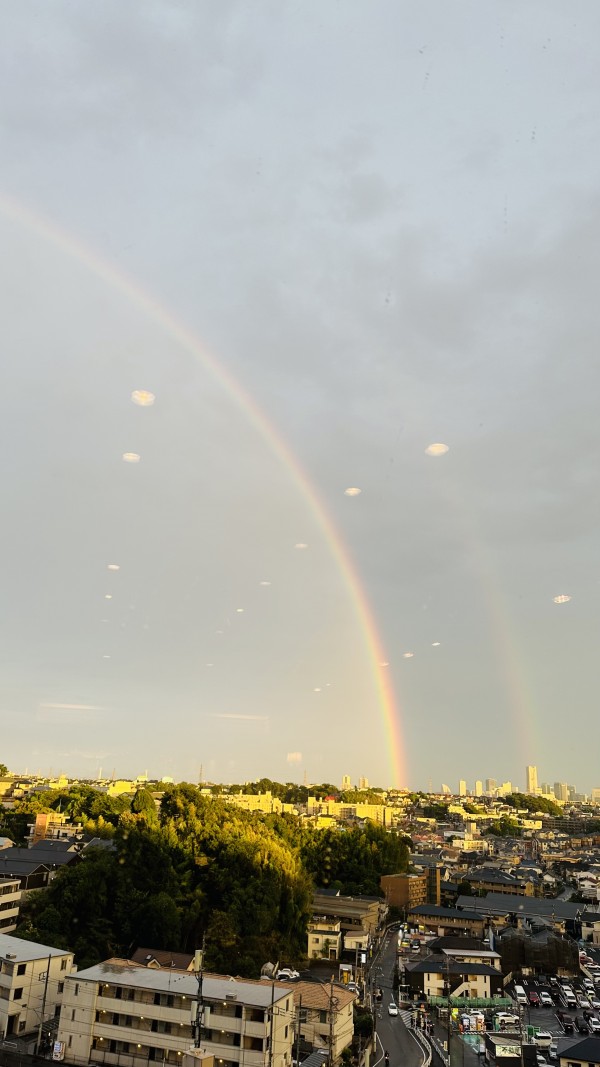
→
(5, 954, 16, 960)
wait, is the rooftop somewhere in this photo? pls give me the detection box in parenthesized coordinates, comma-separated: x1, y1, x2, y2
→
(69, 959, 290, 1008)
(0, 934, 71, 963)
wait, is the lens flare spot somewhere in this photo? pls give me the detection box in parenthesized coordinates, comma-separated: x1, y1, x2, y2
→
(344, 487, 362, 496)
(425, 442, 449, 456)
(131, 390, 155, 407)
(432, 641, 441, 647)
(260, 580, 271, 586)
(295, 543, 308, 550)
(403, 651, 414, 659)
(380, 661, 389, 667)
(122, 452, 141, 463)
(107, 563, 120, 571)
(104, 594, 113, 600)
(236, 608, 244, 613)
(553, 594, 571, 604)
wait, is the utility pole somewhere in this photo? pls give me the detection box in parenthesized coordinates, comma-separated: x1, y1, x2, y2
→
(268, 979, 275, 1067)
(328, 976, 335, 1067)
(193, 937, 206, 1049)
(295, 995, 302, 1067)
(35, 953, 52, 1055)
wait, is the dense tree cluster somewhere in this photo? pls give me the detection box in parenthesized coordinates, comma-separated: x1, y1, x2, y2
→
(504, 793, 563, 816)
(15, 783, 409, 975)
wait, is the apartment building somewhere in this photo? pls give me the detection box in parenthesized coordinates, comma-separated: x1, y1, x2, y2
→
(0, 933, 74, 1039)
(380, 873, 427, 910)
(279, 980, 355, 1062)
(0, 880, 21, 934)
(57, 960, 294, 1067)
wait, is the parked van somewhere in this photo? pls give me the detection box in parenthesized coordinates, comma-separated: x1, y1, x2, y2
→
(565, 991, 578, 1009)
(514, 985, 528, 1006)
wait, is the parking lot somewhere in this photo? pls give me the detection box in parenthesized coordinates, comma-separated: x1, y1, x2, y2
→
(504, 971, 600, 1055)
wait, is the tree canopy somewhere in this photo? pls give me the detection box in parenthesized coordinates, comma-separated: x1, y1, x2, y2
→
(16, 782, 410, 974)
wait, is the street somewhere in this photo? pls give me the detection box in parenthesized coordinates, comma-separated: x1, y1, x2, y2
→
(370, 928, 431, 1067)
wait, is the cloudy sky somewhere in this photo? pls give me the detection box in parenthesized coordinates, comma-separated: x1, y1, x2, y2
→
(1, 1, 599, 791)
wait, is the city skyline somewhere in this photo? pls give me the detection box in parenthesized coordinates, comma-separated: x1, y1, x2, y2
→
(1, 3, 600, 787)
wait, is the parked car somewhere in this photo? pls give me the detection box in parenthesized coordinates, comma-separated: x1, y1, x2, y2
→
(578, 996, 591, 1008)
(540, 992, 554, 1007)
(533, 1032, 553, 1048)
(575, 1017, 589, 1034)
(495, 1012, 520, 1028)
(529, 991, 540, 1007)
(589, 1018, 600, 1033)
(276, 969, 299, 980)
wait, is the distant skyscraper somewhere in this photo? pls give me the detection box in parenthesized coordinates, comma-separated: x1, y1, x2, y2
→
(341, 775, 351, 790)
(358, 776, 369, 790)
(475, 780, 483, 797)
(568, 784, 576, 801)
(441, 783, 451, 794)
(554, 782, 568, 802)
(526, 765, 538, 795)
(458, 779, 467, 797)
(486, 778, 497, 795)
(498, 781, 512, 796)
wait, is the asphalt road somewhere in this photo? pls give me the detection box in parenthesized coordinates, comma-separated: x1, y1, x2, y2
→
(369, 928, 429, 1067)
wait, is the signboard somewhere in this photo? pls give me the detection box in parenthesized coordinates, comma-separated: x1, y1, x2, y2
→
(494, 1046, 521, 1058)
(52, 1042, 65, 1061)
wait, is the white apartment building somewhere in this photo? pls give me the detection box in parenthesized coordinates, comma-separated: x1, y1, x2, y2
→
(57, 961, 294, 1067)
(0, 933, 74, 1039)
(0, 880, 22, 934)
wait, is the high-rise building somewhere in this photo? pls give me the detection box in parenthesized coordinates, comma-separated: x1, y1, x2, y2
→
(498, 781, 512, 796)
(554, 782, 569, 802)
(358, 776, 369, 790)
(540, 782, 552, 795)
(458, 779, 467, 797)
(341, 775, 351, 790)
(475, 780, 483, 797)
(486, 778, 497, 795)
(441, 783, 451, 794)
(591, 788, 600, 804)
(526, 765, 538, 795)
(568, 784, 576, 801)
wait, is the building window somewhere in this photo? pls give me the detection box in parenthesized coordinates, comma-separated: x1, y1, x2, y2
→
(19, 1022, 26, 1032)
(61, 959, 68, 971)
(58, 982, 64, 994)
(13, 988, 23, 1000)
(71, 1010, 76, 1021)
(17, 964, 26, 976)
(74, 984, 79, 996)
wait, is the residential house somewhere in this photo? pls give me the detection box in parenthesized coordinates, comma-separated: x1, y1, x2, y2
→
(559, 1037, 600, 1067)
(276, 980, 355, 1063)
(0, 933, 74, 1039)
(130, 950, 195, 971)
(307, 919, 342, 961)
(57, 960, 293, 1067)
(403, 956, 503, 1001)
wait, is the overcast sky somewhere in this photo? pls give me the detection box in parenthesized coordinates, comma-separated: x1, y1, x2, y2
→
(1, 1, 599, 791)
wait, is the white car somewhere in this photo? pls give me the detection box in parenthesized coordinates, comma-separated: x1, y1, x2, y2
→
(578, 996, 591, 1008)
(591, 998, 600, 1009)
(276, 969, 300, 981)
(590, 1019, 600, 1033)
(533, 1032, 553, 1049)
(388, 1002, 398, 1017)
(540, 992, 554, 1007)
(495, 1013, 519, 1028)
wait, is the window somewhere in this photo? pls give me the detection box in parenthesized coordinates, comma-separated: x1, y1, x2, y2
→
(71, 1010, 76, 1021)
(58, 982, 64, 994)
(19, 1021, 26, 1033)
(13, 988, 23, 1000)
(17, 964, 26, 976)
(74, 984, 79, 996)
(61, 959, 68, 971)
(68, 1037, 72, 1048)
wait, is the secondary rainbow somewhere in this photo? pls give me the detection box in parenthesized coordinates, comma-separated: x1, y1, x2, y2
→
(0, 192, 407, 787)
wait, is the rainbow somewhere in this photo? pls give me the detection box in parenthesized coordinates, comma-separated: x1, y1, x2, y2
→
(1, 192, 407, 787)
